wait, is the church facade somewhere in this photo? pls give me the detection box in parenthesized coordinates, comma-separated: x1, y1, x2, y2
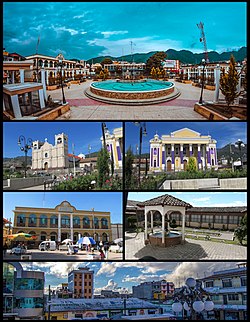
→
(32, 133, 69, 171)
(149, 128, 218, 172)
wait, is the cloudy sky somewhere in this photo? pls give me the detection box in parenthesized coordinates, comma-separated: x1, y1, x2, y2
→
(3, 192, 123, 224)
(128, 192, 247, 208)
(3, 2, 246, 60)
(20, 261, 243, 294)
(3, 122, 121, 158)
(125, 122, 247, 154)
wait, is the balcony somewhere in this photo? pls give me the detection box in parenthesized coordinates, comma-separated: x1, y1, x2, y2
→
(83, 225, 90, 229)
(73, 224, 81, 228)
(40, 223, 48, 228)
(61, 224, 70, 228)
(50, 223, 58, 228)
(101, 225, 109, 229)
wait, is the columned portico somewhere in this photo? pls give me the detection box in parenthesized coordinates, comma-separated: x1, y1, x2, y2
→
(149, 128, 218, 173)
(139, 194, 192, 246)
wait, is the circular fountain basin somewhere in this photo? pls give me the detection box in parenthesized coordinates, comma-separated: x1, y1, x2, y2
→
(149, 231, 182, 247)
(85, 79, 180, 105)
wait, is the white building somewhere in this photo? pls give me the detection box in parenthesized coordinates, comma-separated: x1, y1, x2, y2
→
(32, 133, 69, 171)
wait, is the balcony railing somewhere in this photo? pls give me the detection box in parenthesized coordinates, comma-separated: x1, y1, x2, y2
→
(28, 222, 37, 227)
(40, 223, 48, 227)
(101, 225, 109, 229)
(50, 223, 58, 228)
(61, 224, 70, 228)
(83, 224, 90, 229)
(73, 224, 81, 228)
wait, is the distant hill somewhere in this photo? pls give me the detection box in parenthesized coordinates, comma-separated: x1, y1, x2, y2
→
(217, 144, 247, 161)
(87, 47, 246, 65)
(3, 156, 32, 166)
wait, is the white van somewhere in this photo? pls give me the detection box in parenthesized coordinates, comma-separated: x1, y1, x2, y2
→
(39, 241, 56, 251)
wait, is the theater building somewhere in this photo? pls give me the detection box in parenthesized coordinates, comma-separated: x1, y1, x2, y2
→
(12, 200, 112, 244)
(149, 128, 218, 172)
(32, 133, 69, 171)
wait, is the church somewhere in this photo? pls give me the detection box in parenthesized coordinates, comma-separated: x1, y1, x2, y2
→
(149, 128, 218, 172)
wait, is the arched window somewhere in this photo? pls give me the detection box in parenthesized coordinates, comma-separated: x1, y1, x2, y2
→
(17, 214, 26, 226)
(44, 60, 48, 67)
(28, 214, 37, 227)
(61, 216, 70, 228)
(102, 232, 108, 242)
(57, 137, 62, 144)
(73, 216, 80, 228)
(101, 218, 108, 229)
(40, 215, 48, 226)
(94, 218, 99, 229)
(45, 153, 48, 158)
(83, 217, 90, 228)
(40, 231, 47, 241)
(50, 232, 57, 241)
(50, 216, 58, 227)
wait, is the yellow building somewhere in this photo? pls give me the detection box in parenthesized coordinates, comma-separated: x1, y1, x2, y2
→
(149, 128, 218, 172)
(13, 200, 112, 244)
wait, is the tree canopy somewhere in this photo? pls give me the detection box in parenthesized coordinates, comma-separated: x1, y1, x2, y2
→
(145, 51, 167, 75)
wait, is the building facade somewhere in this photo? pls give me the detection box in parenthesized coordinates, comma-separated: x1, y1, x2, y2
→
(149, 128, 218, 172)
(68, 267, 94, 299)
(32, 133, 69, 171)
(104, 61, 146, 78)
(132, 280, 175, 301)
(25, 53, 89, 84)
(202, 263, 247, 320)
(3, 218, 12, 245)
(125, 200, 247, 231)
(101, 127, 123, 172)
(3, 262, 44, 320)
(162, 59, 180, 74)
(13, 200, 112, 243)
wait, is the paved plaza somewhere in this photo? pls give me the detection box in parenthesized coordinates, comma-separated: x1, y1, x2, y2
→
(125, 232, 247, 260)
(47, 80, 218, 120)
(4, 248, 122, 261)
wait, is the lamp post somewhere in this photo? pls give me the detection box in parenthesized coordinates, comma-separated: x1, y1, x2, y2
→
(172, 277, 214, 320)
(134, 122, 147, 187)
(199, 58, 206, 104)
(101, 122, 114, 176)
(235, 139, 245, 170)
(57, 55, 67, 105)
(17, 135, 33, 178)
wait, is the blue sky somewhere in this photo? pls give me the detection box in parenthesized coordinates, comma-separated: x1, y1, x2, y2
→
(20, 261, 242, 294)
(128, 192, 247, 208)
(125, 122, 247, 154)
(3, 122, 122, 158)
(3, 2, 246, 60)
(3, 192, 123, 224)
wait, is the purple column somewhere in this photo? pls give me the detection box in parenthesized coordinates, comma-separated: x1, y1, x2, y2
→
(207, 147, 211, 164)
(157, 148, 159, 167)
(214, 148, 217, 164)
(116, 146, 121, 161)
(150, 148, 153, 167)
(171, 150, 175, 164)
(198, 150, 201, 164)
(162, 151, 165, 164)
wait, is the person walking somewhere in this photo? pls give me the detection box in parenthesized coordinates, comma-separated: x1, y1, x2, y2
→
(99, 249, 105, 261)
(104, 243, 109, 259)
(3, 242, 8, 256)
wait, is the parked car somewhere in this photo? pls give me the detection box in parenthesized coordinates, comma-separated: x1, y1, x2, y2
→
(39, 241, 56, 251)
(11, 247, 26, 255)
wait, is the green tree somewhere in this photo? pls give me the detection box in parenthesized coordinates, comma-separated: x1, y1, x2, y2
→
(100, 57, 113, 67)
(96, 148, 110, 188)
(125, 147, 134, 189)
(150, 67, 157, 79)
(156, 67, 161, 79)
(186, 156, 197, 172)
(234, 215, 247, 245)
(103, 68, 110, 80)
(99, 70, 105, 80)
(145, 51, 167, 75)
(219, 55, 240, 111)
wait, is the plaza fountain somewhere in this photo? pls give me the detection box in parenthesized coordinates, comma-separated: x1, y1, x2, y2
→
(148, 230, 182, 247)
(85, 79, 180, 105)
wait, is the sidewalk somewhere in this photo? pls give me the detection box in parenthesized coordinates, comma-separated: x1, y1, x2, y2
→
(125, 232, 247, 260)
(47, 80, 217, 120)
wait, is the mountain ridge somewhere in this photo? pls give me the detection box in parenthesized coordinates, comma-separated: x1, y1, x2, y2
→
(86, 47, 246, 65)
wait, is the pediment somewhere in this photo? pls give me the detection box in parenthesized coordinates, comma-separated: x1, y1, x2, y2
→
(171, 128, 201, 138)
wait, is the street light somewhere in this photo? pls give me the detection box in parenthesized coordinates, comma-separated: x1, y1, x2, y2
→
(17, 135, 33, 178)
(172, 277, 214, 320)
(199, 58, 206, 104)
(234, 139, 245, 170)
(57, 55, 67, 105)
(134, 122, 147, 187)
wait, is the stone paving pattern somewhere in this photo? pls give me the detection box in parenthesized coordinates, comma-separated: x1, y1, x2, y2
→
(125, 232, 247, 260)
(46, 80, 218, 120)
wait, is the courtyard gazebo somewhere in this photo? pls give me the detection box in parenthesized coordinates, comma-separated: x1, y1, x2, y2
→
(137, 194, 192, 245)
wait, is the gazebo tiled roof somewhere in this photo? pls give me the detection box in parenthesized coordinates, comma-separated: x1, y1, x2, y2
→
(137, 194, 192, 208)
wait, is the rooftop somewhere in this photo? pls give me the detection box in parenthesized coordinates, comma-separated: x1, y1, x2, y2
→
(187, 207, 247, 213)
(137, 194, 192, 208)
